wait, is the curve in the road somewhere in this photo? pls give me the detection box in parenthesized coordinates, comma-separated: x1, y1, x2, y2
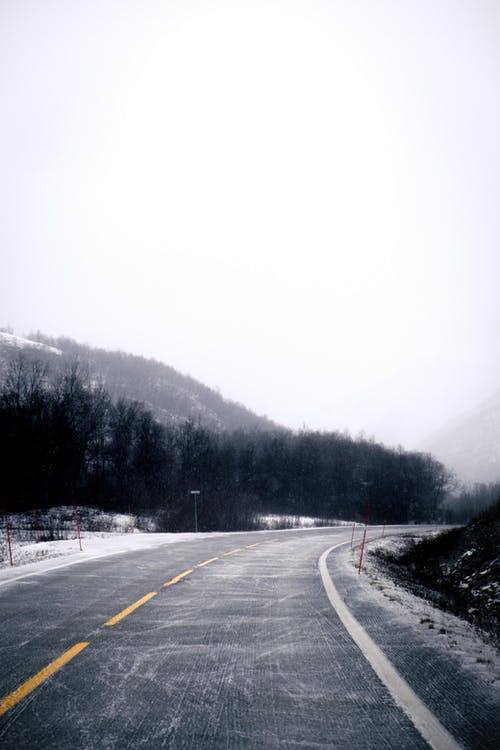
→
(319, 542, 462, 750)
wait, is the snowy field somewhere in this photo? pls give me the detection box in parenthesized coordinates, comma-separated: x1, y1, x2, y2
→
(0, 507, 337, 584)
(0, 507, 349, 578)
(0, 529, 232, 586)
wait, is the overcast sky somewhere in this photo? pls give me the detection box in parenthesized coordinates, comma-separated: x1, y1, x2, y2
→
(1, 0, 499, 448)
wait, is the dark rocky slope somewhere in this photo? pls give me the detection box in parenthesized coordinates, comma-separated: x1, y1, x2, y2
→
(371, 502, 500, 644)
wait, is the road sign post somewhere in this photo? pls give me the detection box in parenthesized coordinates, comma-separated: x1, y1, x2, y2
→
(73, 502, 83, 551)
(32, 504, 40, 543)
(190, 490, 200, 533)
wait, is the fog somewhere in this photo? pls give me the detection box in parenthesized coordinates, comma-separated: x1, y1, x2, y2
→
(1, 0, 499, 447)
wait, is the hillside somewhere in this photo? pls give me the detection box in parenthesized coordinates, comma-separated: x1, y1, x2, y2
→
(419, 389, 500, 484)
(371, 501, 500, 644)
(0, 330, 278, 433)
(0, 332, 452, 527)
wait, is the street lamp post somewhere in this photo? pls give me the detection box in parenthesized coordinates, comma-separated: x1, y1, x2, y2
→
(190, 490, 200, 533)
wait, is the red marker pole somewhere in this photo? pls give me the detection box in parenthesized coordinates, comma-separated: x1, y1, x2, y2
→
(73, 502, 83, 551)
(358, 502, 370, 575)
(4, 502, 14, 567)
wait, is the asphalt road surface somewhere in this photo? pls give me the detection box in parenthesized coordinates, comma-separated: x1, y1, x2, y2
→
(0, 527, 498, 748)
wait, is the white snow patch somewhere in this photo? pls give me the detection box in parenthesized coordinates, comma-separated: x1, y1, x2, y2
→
(0, 506, 316, 584)
(0, 530, 231, 586)
(258, 514, 350, 529)
(0, 331, 62, 356)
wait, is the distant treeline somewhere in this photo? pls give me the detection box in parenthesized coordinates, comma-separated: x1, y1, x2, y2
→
(442, 481, 500, 524)
(0, 357, 453, 530)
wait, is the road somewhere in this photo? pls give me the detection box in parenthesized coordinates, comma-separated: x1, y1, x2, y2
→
(0, 527, 498, 748)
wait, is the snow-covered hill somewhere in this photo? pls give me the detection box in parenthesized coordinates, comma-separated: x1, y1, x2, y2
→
(0, 331, 62, 357)
(420, 389, 500, 484)
(0, 330, 278, 433)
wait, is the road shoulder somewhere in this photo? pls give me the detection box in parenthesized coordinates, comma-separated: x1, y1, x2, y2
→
(323, 538, 500, 750)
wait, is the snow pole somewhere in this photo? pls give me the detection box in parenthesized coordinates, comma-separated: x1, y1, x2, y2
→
(73, 502, 83, 551)
(358, 502, 370, 575)
(350, 518, 356, 550)
(128, 504, 133, 533)
(3, 502, 14, 567)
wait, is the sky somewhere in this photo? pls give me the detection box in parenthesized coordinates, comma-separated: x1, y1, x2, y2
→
(1, 0, 499, 448)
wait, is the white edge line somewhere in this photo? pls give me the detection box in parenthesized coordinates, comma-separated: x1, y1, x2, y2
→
(319, 543, 462, 750)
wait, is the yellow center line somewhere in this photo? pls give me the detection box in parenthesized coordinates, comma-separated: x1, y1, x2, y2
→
(0, 642, 89, 718)
(105, 591, 157, 626)
(163, 569, 194, 587)
(2, 543, 277, 718)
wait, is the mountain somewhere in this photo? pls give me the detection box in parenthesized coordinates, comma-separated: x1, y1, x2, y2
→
(419, 389, 500, 484)
(0, 330, 279, 433)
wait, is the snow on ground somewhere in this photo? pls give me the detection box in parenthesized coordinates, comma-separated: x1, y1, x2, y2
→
(352, 534, 500, 692)
(0, 331, 62, 355)
(0, 530, 232, 586)
(260, 514, 351, 529)
(0, 508, 349, 580)
(0, 507, 333, 584)
(0, 520, 346, 584)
